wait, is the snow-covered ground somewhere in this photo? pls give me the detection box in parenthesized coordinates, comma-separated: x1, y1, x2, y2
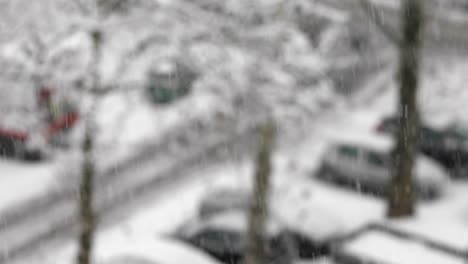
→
(8, 159, 251, 264)
(0, 160, 58, 213)
(341, 228, 465, 264)
(10, 73, 468, 263)
(5, 48, 468, 263)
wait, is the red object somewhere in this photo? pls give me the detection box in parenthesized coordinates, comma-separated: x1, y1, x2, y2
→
(45, 112, 80, 137)
(0, 112, 80, 144)
(39, 88, 53, 102)
(0, 128, 29, 141)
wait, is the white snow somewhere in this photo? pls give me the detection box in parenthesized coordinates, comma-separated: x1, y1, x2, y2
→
(0, 160, 58, 212)
(10, 93, 468, 264)
(342, 229, 465, 264)
(94, 233, 221, 264)
(21, 229, 222, 264)
(368, 58, 468, 130)
(384, 180, 468, 253)
(95, 91, 159, 147)
(275, 194, 345, 241)
(388, 219, 468, 253)
(3, 1, 468, 264)
(9, 160, 251, 264)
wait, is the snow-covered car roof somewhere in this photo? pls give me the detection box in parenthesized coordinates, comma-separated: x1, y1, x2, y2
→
(96, 235, 221, 264)
(199, 188, 252, 217)
(0, 81, 40, 132)
(180, 210, 282, 238)
(327, 133, 394, 153)
(272, 185, 344, 242)
(275, 204, 344, 242)
(202, 188, 251, 201)
(0, 111, 42, 133)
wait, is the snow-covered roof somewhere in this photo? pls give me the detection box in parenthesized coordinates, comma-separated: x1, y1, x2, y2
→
(341, 229, 465, 264)
(273, 183, 344, 241)
(96, 235, 220, 264)
(200, 188, 251, 210)
(388, 220, 468, 253)
(276, 204, 344, 242)
(203, 210, 282, 236)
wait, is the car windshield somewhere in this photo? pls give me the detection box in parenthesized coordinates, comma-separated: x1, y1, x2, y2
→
(195, 229, 245, 253)
(367, 151, 388, 168)
(447, 124, 468, 141)
(338, 145, 359, 159)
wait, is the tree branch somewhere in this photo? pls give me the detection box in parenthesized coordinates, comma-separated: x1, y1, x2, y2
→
(71, 0, 92, 16)
(111, 32, 167, 82)
(358, 0, 402, 46)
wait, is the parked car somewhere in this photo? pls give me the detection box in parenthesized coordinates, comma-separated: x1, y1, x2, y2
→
(0, 87, 79, 161)
(97, 236, 221, 264)
(279, 206, 344, 259)
(295, 258, 336, 264)
(198, 188, 344, 259)
(331, 224, 466, 264)
(176, 210, 296, 264)
(376, 116, 468, 177)
(198, 188, 252, 218)
(146, 58, 198, 104)
(315, 135, 448, 199)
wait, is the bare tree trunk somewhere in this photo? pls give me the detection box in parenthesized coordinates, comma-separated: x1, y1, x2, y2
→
(245, 121, 276, 264)
(77, 127, 96, 264)
(76, 29, 102, 264)
(387, 0, 424, 218)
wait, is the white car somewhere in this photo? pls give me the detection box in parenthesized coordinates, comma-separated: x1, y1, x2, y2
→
(315, 135, 448, 199)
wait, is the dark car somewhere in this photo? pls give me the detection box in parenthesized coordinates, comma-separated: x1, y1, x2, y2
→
(0, 129, 43, 161)
(376, 116, 468, 178)
(176, 210, 296, 264)
(331, 224, 466, 264)
(146, 58, 198, 104)
(197, 188, 344, 260)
